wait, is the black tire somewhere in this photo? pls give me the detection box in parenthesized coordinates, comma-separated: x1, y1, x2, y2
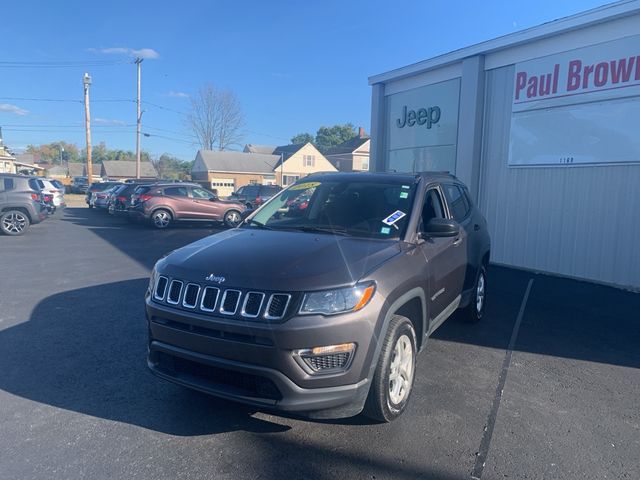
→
(0, 210, 31, 236)
(224, 209, 242, 228)
(88, 204, 94, 209)
(151, 209, 172, 229)
(461, 266, 487, 322)
(363, 315, 417, 422)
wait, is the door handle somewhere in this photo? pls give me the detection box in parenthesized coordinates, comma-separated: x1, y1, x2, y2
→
(453, 237, 463, 246)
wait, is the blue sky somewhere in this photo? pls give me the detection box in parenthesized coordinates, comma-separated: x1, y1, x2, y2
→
(1, 0, 610, 161)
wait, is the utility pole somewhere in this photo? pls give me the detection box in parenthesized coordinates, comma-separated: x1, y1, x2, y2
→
(280, 152, 284, 187)
(83, 73, 93, 183)
(135, 58, 143, 179)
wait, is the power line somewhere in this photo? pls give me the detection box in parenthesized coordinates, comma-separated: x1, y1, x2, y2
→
(0, 60, 132, 68)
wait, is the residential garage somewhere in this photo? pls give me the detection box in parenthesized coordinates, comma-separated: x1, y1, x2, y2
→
(369, 1, 640, 289)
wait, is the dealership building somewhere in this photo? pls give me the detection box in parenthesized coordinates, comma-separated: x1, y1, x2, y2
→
(369, 1, 640, 289)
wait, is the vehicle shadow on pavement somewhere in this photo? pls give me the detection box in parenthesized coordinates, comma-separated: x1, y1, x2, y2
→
(0, 278, 291, 437)
(436, 266, 640, 370)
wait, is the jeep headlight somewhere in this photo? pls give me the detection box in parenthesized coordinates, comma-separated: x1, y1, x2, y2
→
(299, 283, 375, 315)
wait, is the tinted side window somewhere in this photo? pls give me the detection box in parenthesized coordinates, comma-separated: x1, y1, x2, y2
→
(242, 186, 259, 196)
(163, 186, 189, 197)
(261, 186, 280, 195)
(28, 179, 40, 191)
(2, 178, 15, 191)
(444, 184, 470, 221)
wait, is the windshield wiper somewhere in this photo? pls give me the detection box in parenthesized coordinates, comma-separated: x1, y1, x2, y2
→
(244, 219, 274, 230)
(291, 225, 350, 236)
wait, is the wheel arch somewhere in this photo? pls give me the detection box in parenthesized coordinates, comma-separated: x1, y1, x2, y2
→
(1, 206, 33, 223)
(150, 205, 175, 219)
(365, 288, 427, 383)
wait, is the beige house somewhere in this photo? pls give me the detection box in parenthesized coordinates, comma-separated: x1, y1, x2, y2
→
(0, 128, 16, 174)
(193, 143, 337, 195)
(324, 128, 370, 172)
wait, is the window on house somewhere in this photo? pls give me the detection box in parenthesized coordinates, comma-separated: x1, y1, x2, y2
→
(303, 155, 315, 167)
(361, 159, 369, 171)
(283, 175, 300, 186)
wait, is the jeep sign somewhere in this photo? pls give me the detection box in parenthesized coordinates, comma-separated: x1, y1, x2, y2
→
(396, 105, 441, 129)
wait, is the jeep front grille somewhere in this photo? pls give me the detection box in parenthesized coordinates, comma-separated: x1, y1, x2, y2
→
(182, 283, 200, 309)
(154, 276, 168, 301)
(152, 277, 292, 321)
(220, 289, 241, 315)
(200, 287, 220, 312)
(241, 292, 264, 318)
(265, 294, 291, 320)
(167, 280, 183, 305)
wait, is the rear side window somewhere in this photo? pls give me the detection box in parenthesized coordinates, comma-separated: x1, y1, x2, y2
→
(2, 178, 15, 191)
(163, 186, 189, 197)
(28, 179, 41, 191)
(50, 180, 63, 189)
(260, 186, 280, 195)
(135, 186, 151, 195)
(443, 184, 471, 221)
(241, 186, 259, 196)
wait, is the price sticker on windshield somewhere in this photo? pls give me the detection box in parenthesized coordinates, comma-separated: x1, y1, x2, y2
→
(382, 210, 406, 228)
(290, 182, 321, 191)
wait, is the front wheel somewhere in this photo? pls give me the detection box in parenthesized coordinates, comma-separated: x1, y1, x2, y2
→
(461, 266, 487, 322)
(363, 315, 417, 422)
(224, 209, 242, 228)
(151, 209, 172, 229)
(0, 210, 30, 236)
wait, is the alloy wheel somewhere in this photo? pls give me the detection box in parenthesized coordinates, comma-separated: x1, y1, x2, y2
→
(476, 272, 485, 313)
(388, 334, 414, 405)
(2, 212, 27, 234)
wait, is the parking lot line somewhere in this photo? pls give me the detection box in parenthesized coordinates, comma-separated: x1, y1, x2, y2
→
(470, 277, 534, 480)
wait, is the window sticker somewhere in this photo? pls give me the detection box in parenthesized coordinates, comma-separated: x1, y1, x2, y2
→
(380, 226, 391, 235)
(401, 185, 410, 189)
(382, 210, 406, 227)
(399, 191, 408, 199)
(290, 181, 321, 191)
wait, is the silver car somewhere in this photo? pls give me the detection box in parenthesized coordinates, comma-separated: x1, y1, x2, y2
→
(35, 178, 66, 210)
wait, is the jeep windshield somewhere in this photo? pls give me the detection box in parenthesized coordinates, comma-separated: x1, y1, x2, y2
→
(245, 178, 417, 239)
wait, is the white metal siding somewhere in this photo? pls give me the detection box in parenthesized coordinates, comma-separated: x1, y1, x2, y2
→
(478, 65, 640, 289)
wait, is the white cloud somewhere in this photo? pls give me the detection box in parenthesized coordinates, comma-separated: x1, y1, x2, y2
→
(165, 91, 189, 98)
(0, 103, 29, 116)
(94, 117, 127, 126)
(88, 47, 160, 59)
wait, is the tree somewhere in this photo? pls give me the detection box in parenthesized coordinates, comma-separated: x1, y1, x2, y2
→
(291, 133, 314, 145)
(152, 154, 192, 180)
(186, 83, 245, 151)
(315, 124, 357, 152)
(26, 141, 79, 164)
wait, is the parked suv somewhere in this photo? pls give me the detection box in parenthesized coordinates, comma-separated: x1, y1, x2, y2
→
(146, 172, 490, 421)
(86, 181, 122, 208)
(129, 183, 245, 228)
(229, 184, 281, 209)
(0, 174, 48, 235)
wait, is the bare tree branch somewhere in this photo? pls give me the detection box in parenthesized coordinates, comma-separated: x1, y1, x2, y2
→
(186, 84, 244, 151)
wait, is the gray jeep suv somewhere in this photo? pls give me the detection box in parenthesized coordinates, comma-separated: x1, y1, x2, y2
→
(146, 172, 490, 421)
(0, 174, 48, 236)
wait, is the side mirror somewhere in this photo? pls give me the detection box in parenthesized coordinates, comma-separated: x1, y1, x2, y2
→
(209, 196, 218, 201)
(422, 218, 460, 238)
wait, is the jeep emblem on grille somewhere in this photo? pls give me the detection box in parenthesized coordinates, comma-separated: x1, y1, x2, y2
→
(205, 274, 226, 284)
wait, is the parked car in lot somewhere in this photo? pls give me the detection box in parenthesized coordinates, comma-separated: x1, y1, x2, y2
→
(71, 176, 102, 194)
(129, 182, 245, 228)
(93, 185, 121, 210)
(228, 184, 281, 209)
(86, 181, 122, 208)
(0, 174, 48, 235)
(146, 171, 491, 421)
(34, 178, 66, 212)
(108, 182, 159, 216)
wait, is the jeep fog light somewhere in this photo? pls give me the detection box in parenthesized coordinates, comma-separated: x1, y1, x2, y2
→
(294, 343, 356, 373)
(299, 283, 375, 315)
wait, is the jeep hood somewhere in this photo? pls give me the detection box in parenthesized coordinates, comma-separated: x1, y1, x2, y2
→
(159, 228, 401, 291)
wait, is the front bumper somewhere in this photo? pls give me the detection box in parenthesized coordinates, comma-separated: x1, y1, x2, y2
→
(146, 295, 383, 418)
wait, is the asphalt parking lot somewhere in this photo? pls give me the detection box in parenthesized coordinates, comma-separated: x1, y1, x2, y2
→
(1, 208, 638, 480)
